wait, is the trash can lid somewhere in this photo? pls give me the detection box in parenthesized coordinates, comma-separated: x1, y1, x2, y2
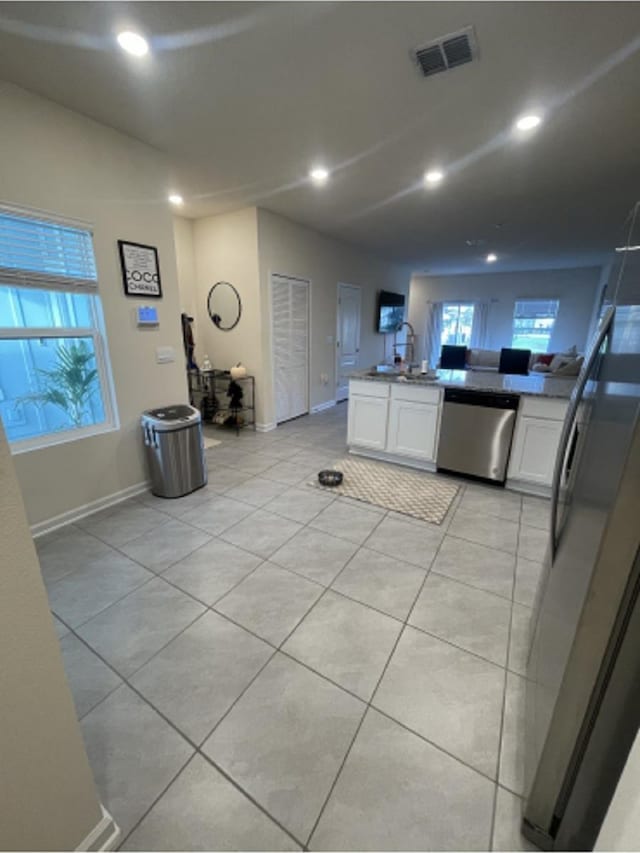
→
(141, 404, 201, 430)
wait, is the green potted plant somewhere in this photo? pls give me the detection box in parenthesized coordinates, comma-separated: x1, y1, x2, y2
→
(20, 340, 98, 429)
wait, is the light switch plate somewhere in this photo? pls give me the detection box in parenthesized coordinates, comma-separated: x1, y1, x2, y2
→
(156, 346, 175, 364)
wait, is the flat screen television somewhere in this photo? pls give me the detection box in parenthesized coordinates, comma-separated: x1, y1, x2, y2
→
(377, 290, 405, 333)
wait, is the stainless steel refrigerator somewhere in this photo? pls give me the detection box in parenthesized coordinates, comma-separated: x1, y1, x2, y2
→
(523, 203, 640, 851)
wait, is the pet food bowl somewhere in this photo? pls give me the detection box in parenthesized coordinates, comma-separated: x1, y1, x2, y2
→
(318, 470, 343, 487)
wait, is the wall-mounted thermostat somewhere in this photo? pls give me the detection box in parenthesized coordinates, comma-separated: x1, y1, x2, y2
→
(136, 305, 159, 326)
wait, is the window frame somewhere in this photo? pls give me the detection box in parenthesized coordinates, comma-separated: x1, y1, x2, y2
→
(440, 301, 476, 348)
(511, 298, 560, 354)
(0, 206, 119, 453)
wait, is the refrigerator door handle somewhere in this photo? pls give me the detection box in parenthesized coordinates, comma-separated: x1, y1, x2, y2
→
(549, 305, 616, 560)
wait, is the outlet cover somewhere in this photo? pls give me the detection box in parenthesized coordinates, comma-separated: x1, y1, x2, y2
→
(156, 346, 175, 364)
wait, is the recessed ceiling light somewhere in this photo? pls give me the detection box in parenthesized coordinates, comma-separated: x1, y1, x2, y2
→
(424, 169, 444, 186)
(309, 167, 329, 184)
(168, 194, 184, 206)
(515, 114, 542, 132)
(117, 31, 149, 57)
(486, 253, 498, 263)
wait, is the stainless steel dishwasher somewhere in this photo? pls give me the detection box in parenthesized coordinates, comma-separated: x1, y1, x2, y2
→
(436, 388, 520, 483)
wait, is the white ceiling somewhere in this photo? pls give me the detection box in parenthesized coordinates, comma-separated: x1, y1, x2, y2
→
(1, 1, 639, 273)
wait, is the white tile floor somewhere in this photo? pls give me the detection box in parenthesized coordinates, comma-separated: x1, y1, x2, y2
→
(37, 403, 547, 851)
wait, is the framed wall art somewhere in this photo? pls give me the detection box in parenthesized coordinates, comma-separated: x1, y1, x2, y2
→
(118, 240, 162, 298)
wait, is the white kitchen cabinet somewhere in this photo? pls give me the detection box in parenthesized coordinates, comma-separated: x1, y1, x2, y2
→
(508, 415, 564, 486)
(348, 394, 389, 450)
(387, 398, 439, 461)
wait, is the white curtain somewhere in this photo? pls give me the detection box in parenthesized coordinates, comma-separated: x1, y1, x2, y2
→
(424, 301, 443, 368)
(470, 301, 489, 349)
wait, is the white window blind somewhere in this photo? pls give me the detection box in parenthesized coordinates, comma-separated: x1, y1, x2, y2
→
(0, 205, 116, 450)
(0, 208, 98, 293)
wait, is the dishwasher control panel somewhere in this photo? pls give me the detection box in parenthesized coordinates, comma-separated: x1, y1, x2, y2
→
(443, 388, 520, 410)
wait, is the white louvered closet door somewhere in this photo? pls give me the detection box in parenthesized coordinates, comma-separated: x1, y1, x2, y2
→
(272, 274, 309, 424)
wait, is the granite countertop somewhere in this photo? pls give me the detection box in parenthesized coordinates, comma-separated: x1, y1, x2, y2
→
(349, 367, 576, 399)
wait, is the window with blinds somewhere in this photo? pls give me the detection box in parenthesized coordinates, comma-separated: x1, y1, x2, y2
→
(512, 298, 560, 353)
(0, 206, 117, 450)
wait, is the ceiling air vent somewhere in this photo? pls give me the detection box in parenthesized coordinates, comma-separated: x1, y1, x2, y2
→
(415, 44, 447, 77)
(413, 26, 477, 78)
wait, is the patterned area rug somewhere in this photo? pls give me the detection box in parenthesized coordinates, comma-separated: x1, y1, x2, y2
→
(309, 455, 458, 525)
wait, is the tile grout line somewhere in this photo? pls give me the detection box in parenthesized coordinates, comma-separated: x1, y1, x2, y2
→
(116, 495, 384, 850)
(428, 566, 516, 603)
(62, 617, 303, 851)
(305, 509, 453, 847)
(47, 417, 537, 849)
(58, 456, 515, 691)
(116, 752, 196, 850)
(54, 573, 159, 633)
(274, 549, 516, 673)
(488, 492, 524, 850)
(165, 508, 392, 764)
(53, 454, 519, 681)
(69, 581, 509, 811)
(61, 472, 383, 675)
(61, 498, 318, 626)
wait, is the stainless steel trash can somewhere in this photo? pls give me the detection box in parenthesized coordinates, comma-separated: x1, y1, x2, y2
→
(141, 404, 207, 498)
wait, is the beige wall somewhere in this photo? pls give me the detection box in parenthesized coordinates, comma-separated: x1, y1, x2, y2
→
(257, 208, 410, 426)
(175, 206, 410, 427)
(0, 420, 105, 850)
(187, 207, 264, 418)
(173, 216, 197, 321)
(408, 266, 602, 362)
(0, 83, 188, 527)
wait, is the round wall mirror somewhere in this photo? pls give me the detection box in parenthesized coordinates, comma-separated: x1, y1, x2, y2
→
(207, 281, 242, 331)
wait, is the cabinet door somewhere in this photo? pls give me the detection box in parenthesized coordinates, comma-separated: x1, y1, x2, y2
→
(387, 399, 439, 461)
(508, 416, 563, 485)
(348, 395, 388, 450)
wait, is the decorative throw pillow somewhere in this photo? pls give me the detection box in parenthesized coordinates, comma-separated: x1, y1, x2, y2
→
(550, 353, 569, 372)
(553, 356, 584, 376)
(536, 353, 554, 366)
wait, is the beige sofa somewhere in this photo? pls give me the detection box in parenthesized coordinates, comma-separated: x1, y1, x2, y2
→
(464, 347, 583, 376)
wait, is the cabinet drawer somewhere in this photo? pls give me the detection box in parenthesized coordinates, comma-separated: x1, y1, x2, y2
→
(521, 396, 569, 421)
(349, 380, 390, 399)
(390, 383, 441, 405)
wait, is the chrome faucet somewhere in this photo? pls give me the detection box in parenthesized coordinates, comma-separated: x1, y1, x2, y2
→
(393, 321, 416, 365)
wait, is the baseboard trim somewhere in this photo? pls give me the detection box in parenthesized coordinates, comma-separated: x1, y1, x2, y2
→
(311, 399, 337, 414)
(505, 477, 552, 498)
(256, 422, 277, 432)
(76, 805, 120, 852)
(31, 481, 149, 538)
(348, 446, 437, 473)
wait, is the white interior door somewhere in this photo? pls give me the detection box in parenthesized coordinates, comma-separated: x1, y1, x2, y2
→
(336, 283, 361, 402)
(272, 274, 310, 424)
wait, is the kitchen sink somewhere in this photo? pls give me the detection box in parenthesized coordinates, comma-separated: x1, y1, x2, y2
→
(366, 368, 434, 382)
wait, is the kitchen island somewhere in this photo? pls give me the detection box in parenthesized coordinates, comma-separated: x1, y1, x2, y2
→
(347, 368, 576, 495)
